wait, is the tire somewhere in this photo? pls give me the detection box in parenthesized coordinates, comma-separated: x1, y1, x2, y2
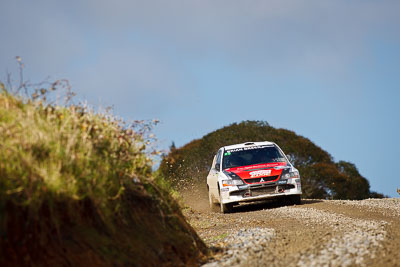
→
(208, 187, 220, 212)
(219, 193, 233, 213)
(289, 195, 301, 205)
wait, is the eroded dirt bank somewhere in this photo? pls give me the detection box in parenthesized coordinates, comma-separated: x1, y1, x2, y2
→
(181, 189, 400, 267)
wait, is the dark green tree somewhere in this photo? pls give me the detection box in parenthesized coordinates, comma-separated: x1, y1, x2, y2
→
(159, 121, 382, 200)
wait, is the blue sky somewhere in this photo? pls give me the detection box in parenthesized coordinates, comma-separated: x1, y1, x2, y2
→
(1, 0, 399, 197)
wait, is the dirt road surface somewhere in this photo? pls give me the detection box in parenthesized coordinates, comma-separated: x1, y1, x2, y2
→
(181, 188, 400, 267)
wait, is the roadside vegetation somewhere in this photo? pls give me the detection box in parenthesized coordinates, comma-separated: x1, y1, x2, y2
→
(160, 121, 384, 200)
(0, 76, 206, 266)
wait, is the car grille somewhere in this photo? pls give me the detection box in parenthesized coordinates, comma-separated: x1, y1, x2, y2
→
(250, 186, 276, 196)
(230, 184, 295, 197)
(244, 175, 279, 184)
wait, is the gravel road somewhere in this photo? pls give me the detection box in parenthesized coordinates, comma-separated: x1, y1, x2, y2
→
(181, 190, 400, 267)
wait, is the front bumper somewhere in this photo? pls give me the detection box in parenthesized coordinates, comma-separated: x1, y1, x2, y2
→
(220, 178, 302, 204)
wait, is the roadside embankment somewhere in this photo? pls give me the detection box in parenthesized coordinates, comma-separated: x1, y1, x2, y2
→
(0, 90, 206, 266)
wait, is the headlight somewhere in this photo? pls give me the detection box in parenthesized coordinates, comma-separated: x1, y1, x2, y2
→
(222, 179, 245, 187)
(290, 170, 300, 178)
(222, 170, 245, 186)
(283, 170, 300, 179)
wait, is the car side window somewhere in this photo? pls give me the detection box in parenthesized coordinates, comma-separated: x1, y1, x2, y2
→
(215, 150, 222, 171)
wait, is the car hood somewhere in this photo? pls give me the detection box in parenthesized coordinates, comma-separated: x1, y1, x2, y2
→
(225, 162, 288, 180)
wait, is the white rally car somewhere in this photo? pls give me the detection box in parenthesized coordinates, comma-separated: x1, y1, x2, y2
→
(207, 141, 302, 213)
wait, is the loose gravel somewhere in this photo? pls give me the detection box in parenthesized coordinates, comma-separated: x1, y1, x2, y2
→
(330, 198, 400, 217)
(268, 207, 387, 267)
(203, 228, 275, 267)
(201, 206, 387, 267)
(183, 198, 399, 267)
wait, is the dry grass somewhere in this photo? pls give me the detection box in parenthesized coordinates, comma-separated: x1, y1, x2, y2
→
(0, 87, 154, 222)
(0, 75, 207, 266)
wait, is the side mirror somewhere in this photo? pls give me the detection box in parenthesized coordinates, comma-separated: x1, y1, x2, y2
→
(215, 163, 220, 171)
(287, 155, 292, 162)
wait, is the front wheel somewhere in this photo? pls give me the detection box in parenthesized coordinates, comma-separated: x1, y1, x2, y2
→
(219, 193, 233, 213)
(287, 195, 301, 205)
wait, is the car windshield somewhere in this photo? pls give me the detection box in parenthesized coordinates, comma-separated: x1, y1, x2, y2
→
(222, 145, 287, 169)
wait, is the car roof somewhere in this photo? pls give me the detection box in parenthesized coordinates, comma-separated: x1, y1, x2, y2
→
(222, 141, 275, 151)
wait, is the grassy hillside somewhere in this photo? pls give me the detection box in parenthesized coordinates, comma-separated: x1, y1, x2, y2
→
(160, 121, 384, 200)
(0, 86, 206, 266)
